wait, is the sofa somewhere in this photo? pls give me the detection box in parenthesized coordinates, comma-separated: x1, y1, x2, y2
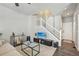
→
(0, 40, 22, 56)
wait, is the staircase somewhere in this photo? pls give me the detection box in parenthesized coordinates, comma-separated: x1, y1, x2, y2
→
(39, 17, 62, 46)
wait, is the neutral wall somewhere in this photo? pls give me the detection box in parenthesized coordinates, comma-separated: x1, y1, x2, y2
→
(54, 15, 61, 31)
(46, 16, 61, 31)
(76, 4, 79, 51)
(72, 4, 79, 51)
(72, 12, 78, 49)
(0, 5, 37, 42)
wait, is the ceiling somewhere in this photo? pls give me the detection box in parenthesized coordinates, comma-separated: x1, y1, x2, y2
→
(62, 3, 78, 17)
(0, 3, 70, 16)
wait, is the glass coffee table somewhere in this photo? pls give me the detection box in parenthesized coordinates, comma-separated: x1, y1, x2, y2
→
(21, 41, 40, 56)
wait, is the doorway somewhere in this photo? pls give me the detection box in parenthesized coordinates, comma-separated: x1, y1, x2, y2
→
(62, 16, 73, 43)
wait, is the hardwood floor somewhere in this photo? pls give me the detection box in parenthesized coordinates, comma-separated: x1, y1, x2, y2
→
(53, 42, 79, 56)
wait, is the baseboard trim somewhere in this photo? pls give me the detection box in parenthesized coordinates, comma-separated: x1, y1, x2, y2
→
(62, 39, 73, 43)
(74, 44, 79, 51)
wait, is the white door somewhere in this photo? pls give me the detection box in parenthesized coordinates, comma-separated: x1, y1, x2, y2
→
(62, 17, 72, 40)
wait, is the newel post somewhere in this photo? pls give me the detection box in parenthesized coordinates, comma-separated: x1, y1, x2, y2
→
(59, 29, 62, 47)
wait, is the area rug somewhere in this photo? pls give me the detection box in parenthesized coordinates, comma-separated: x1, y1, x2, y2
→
(16, 44, 57, 56)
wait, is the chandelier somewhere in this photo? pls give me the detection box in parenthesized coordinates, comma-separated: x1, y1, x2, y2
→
(39, 9, 52, 17)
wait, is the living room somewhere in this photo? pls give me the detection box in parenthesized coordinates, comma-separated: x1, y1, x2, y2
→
(0, 1, 79, 59)
(0, 3, 60, 56)
(0, 3, 79, 56)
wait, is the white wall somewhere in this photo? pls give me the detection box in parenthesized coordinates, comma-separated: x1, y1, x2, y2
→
(76, 4, 79, 51)
(54, 15, 61, 31)
(46, 16, 61, 31)
(72, 4, 79, 51)
(73, 12, 78, 49)
(46, 16, 54, 26)
(0, 5, 37, 42)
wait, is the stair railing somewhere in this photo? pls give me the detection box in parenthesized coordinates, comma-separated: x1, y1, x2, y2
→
(40, 18, 62, 46)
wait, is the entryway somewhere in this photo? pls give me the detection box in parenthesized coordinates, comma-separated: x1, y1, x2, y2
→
(53, 42, 79, 56)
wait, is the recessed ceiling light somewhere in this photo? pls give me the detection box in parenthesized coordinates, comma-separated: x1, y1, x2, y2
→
(65, 8, 67, 10)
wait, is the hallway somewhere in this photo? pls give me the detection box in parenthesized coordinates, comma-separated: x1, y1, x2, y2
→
(53, 41, 79, 56)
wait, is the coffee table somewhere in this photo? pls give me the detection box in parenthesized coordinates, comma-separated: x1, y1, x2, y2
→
(21, 41, 40, 56)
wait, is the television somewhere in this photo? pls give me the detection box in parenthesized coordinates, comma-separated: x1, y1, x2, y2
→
(35, 32, 47, 39)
